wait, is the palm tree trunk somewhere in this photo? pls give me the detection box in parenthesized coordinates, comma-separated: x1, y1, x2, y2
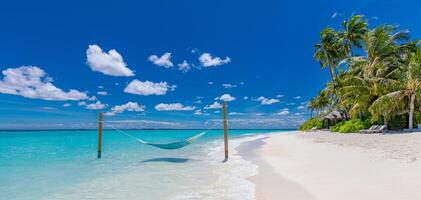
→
(409, 94, 415, 131)
(384, 117, 389, 130)
(328, 66, 337, 82)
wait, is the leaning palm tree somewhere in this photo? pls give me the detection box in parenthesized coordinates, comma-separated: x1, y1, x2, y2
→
(341, 15, 368, 56)
(374, 47, 421, 130)
(314, 28, 346, 83)
(308, 98, 317, 117)
(408, 48, 421, 129)
(309, 89, 331, 116)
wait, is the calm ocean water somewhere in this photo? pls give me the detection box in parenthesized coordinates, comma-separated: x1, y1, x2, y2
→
(0, 129, 291, 200)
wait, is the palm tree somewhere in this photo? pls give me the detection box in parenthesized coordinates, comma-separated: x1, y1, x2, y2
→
(338, 25, 416, 129)
(341, 15, 368, 56)
(373, 47, 421, 130)
(304, 14, 421, 131)
(314, 28, 346, 83)
(408, 48, 421, 129)
(309, 89, 331, 116)
(338, 26, 408, 118)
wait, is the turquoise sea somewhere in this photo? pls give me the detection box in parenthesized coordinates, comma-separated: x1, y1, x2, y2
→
(0, 129, 290, 200)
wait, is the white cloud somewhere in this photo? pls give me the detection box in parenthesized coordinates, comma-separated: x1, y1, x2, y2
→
(97, 91, 108, 96)
(300, 101, 308, 104)
(262, 98, 279, 105)
(274, 108, 290, 116)
(194, 109, 203, 115)
(229, 112, 244, 116)
(274, 110, 289, 116)
(148, 52, 173, 68)
(106, 119, 182, 129)
(297, 105, 306, 110)
(0, 66, 89, 101)
(177, 60, 191, 73)
(204, 101, 222, 109)
(276, 94, 284, 98)
(195, 96, 204, 104)
(124, 79, 176, 96)
(218, 94, 236, 102)
(104, 102, 145, 116)
(63, 103, 71, 107)
(86, 44, 134, 77)
(243, 96, 249, 100)
(254, 96, 279, 105)
(86, 101, 106, 110)
(199, 53, 231, 67)
(78, 101, 87, 106)
(294, 96, 302, 99)
(222, 83, 237, 89)
(154, 103, 196, 111)
(331, 12, 343, 19)
(206, 115, 305, 129)
(208, 81, 214, 85)
(98, 86, 104, 89)
(190, 48, 198, 53)
(88, 96, 97, 101)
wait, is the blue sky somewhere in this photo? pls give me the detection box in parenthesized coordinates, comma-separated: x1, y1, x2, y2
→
(0, 0, 420, 129)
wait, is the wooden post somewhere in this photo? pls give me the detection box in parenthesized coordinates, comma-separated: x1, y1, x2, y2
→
(222, 101, 229, 160)
(97, 112, 103, 158)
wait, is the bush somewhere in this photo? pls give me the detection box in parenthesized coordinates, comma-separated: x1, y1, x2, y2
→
(388, 115, 407, 130)
(299, 118, 323, 131)
(330, 119, 368, 133)
(330, 121, 345, 132)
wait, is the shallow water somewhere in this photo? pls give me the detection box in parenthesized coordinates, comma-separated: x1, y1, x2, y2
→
(0, 129, 290, 200)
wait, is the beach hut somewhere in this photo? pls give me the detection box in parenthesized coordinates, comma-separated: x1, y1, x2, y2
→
(321, 110, 344, 129)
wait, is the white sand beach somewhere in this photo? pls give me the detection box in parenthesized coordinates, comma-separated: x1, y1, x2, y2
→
(241, 131, 421, 200)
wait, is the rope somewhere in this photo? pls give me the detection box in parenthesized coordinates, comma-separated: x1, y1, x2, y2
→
(103, 122, 217, 145)
(105, 123, 147, 144)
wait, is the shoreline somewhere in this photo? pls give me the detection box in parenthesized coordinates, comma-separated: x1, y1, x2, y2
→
(237, 134, 315, 200)
(238, 131, 421, 200)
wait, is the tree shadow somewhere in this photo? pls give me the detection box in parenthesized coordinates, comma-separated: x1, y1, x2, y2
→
(141, 157, 191, 163)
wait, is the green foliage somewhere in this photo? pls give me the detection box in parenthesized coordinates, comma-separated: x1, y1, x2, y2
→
(330, 121, 345, 132)
(387, 114, 421, 129)
(309, 90, 331, 113)
(415, 112, 421, 126)
(388, 115, 408, 130)
(330, 119, 369, 133)
(312, 14, 421, 130)
(299, 118, 323, 131)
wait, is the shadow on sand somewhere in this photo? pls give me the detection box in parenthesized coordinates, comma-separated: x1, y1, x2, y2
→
(141, 157, 191, 163)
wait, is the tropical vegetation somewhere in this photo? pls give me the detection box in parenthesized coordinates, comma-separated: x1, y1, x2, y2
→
(302, 15, 421, 132)
(299, 117, 323, 131)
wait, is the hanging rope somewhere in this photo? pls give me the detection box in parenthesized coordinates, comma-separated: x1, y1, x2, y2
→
(105, 123, 148, 144)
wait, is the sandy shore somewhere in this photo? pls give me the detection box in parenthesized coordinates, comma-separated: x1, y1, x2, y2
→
(241, 131, 421, 200)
